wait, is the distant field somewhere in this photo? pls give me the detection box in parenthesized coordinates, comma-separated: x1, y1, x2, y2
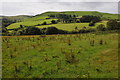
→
(37, 23, 89, 31)
(6, 11, 118, 30)
(7, 19, 57, 29)
(7, 20, 107, 31)
(24, 16, 49, 21)
(2, 32, 118, 78)
(36, 21, 107, 31)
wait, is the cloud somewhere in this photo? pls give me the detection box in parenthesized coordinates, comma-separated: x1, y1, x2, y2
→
(1, 2, 118, 16)
(0, 0, 119, 2)
(59, 0, 119, 2)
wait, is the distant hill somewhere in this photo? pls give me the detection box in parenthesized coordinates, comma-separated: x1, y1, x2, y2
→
(23, 11, 118, 21)
(2, 15, 33, 22)
(4, 11, 119, 30)
(1, 15, 33, 28)
(35, 11, 118, 19)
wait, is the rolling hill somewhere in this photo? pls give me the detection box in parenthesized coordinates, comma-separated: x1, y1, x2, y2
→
(5, 11, 119, 31)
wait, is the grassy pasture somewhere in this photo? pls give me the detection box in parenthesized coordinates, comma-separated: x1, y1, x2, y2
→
(36, 21, 107, 31)
(37, 23, 89, 31)
(6, 11, 118, 30)
(7, 20, 107, 31)
(6, 19, 57, 29)
(2, 32, 118, 78)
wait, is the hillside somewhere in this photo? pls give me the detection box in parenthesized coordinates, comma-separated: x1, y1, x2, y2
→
(34, 11, 118, 19)
(23, 11, 118, 21)
(5, 11, 118, 31)
(2, 15, 33, 22)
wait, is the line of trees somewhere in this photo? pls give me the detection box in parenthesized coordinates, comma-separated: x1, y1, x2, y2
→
(107, 20, 120, 30)
(48, 14, 101, 24)
(35, 20, 57, 26)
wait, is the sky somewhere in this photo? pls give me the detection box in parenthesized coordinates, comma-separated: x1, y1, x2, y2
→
(0, 0, 119, 16)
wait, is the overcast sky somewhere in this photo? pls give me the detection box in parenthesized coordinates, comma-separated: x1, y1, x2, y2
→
(0, 0, 119, 16)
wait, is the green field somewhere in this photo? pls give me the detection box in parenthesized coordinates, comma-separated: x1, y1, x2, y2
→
(31, 11, 118, 20)
(36, 21, 107, 31)
(6, 11, 118, 30)
(7, 20, 107, 31)
(7, 19, 57, 29)
(2, 32, 118, 78)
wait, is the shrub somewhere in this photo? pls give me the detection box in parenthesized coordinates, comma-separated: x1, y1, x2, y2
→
(51, 20, 57, 24)
(45, 27, 68, 34)
(80, 15, 101, 23)
(97, 24, 106, 31)
(25, 26, 42, 35)
(107, 20, 119, 30)
(89, 22, 95, 26)
(65, 53, 78, 64)
(45, 27, 59, 34)
(36, 24, 41, 26)
(42, 22, 47, 25)
(79, 28, 96, 33)
(2, 27, 8, 33)
(20, 25, 23, 28)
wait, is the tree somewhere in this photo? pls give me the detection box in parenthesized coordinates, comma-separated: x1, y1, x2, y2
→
(75, 26, 78, 31)
(2, 27, 9, 36)
(80, 15, 101, 23)
(97, 24, 106, 31)
(20, 25, 23, 28)
(73, 15, 76, 18)
(42, 22, 47, 25)
(79, 27, 96, 33)
(51, 20, 57, 24)
(45, 27, 67, 34)
(2, 27, 8, 33)
(89, 21, 95, 26)
(45, 27, 59, 34)
(25, 26, 42, 35)
(107, 20, 118, 30)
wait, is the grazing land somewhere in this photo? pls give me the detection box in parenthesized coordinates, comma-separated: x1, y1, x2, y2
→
(5, 11, 118, 31)
(2, 32, 118, 78)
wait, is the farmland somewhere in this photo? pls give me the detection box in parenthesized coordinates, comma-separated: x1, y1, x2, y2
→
(36, 21, 107, 31)
(6, 11, 118, 31)
(2, 32, 118, 78)
(6, 19, 58, 30)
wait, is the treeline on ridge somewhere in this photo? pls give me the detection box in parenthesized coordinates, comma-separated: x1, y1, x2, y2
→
(48, 14, 102, 23)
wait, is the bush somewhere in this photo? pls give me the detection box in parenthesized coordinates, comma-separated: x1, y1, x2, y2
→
(20, 25, 23, 28)
(107, 20, 119, 30)
(45, 26, 68, 34)
(45, 27, 59, 34)
(42, 22, 47, 25)
(79, 28, 96, 33)
(51, 20, 57, 24)
(80, 15, 101, 23)
(36, 24, 41, 26)
(97, 24, 106, 31)
(89, 22, 95, 26)
(70, 31, 78, 34)
(2, 27, 8, 33)
(25, 26, 42, 35)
